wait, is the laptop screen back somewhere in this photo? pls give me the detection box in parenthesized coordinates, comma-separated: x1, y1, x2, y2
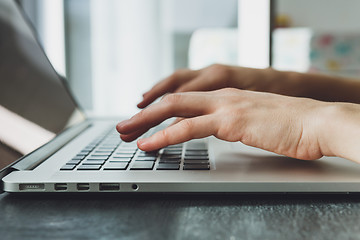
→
(0, 0, 86, 168)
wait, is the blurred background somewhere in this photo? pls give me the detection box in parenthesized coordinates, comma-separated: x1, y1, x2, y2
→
(17, 0, 360, 117)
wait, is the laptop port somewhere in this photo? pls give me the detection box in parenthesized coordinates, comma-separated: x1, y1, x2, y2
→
(77, 183, 90, 191)
(54, 183, 67, 191)
(131, 184, 139, 191)
(19, 183, 45, 191)
(99, 183, 120, 191)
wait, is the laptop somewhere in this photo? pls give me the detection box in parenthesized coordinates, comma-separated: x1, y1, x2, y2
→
(1, 0, 360, 194)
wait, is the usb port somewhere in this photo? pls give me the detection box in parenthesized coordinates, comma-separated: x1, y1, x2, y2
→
(19, 183, 45, 191)
(77, 183, 90, 191)
(54, 183, 67, 191)
(99, 183, 120, 191)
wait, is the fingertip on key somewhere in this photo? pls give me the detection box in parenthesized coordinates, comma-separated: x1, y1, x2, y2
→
(116, 120, 130, 133)
(137, 138, 151, 151)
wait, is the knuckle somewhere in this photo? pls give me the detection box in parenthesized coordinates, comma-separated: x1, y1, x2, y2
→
(220, 87, 238, 95)
(181, 119, 195, 138)
(159, 129, 170, 145)
(208, 63, 223, 71)
(162, 93, 182, 105)
(135, 109, 146, 119)
(213, 88, 239, 104)
(170, 69, 187, 81)
(216, 119, 241, 142)
(209, 64, 231, 78)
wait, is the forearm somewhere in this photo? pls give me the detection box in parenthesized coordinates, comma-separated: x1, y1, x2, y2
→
(230, 66, 360, 104)
(317, 102, 360, 163)
(291, 72, 360, 104)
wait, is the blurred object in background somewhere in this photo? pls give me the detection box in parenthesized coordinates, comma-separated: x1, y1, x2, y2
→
(16, 0, 360, 118)
(310, 33, 360, 78)
(274, 0, 360, 78)
(272, 28, 312, 72)
(188, 28, 238, 70)
(273, 29, 360, 78)
(19, 0, 66, 77)
(275, 14, 292, 28)
(20, 0, 238, 117)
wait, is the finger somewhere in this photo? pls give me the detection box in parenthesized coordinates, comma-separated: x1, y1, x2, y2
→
(175, 76, 215, 93)
(137, 116, 216, 151)
(137, 70, 198, 108)
(118, 92, 212, 135)
(121, 117, 185, 142)
(119, 127, 151, 142)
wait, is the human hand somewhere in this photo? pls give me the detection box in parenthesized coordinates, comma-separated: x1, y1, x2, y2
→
(118, 88, 331, 160)
(138, 64, 274, 109)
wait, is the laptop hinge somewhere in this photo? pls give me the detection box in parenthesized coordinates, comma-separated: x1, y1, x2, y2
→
(0, 121, 92, 193)
(12, 121, 92, 171)
(0, 167, 18, 193)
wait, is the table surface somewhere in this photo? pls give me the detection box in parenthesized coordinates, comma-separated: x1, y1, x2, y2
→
(0, 193, 360, 240)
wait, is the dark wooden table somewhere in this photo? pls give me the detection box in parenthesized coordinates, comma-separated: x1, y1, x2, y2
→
(0, 193, 359, 240)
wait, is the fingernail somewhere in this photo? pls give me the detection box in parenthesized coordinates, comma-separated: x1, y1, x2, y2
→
(117, 119, 130, 129)
(137, 138, 149, 147)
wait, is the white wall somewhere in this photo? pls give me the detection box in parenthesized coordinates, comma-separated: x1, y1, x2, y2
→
(170, 0, 237, 32)
(277, 0, 360, 32)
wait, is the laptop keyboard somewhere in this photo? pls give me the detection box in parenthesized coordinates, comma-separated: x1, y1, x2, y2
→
(60, 127, 210, 171)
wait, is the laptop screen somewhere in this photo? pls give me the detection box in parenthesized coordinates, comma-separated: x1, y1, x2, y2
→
(0, 0, 86, 168)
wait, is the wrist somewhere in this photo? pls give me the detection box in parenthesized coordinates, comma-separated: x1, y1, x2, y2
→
(316, 102, 360, 163)
(238, 67, 302, 96)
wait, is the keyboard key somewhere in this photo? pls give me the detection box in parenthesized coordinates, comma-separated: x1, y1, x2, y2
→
(77, 165, 102, 170)
(135, 156, 157, 161)
(109, 157, 132, 162)
(94, 150, 113, 154)
(184, 156, 209, 160)
(103, 162, 129, 170)
(85, 145, 97, 149)
(100, 143, 118, 147)
(165, 144, 183, 149)
(84, 145, 96, 148)
(163, 150, 182, 155)
(90, 153, 111, 157)
(115, 151, 136, 155)
(184, 160, 209, 165)
(66, 159, 82, 165)
(130, 161, 154, 170)
(138, 151, 158, 157)
(183, 164, 210, 170)
(119, 143, 137, 148)
(98, 146, 116, 150)
(80, 150, 91, 154)
(74, 154, 87, 159)
(87, 156, 109, 160)
(60, 164, 76, 170)
(185, 154, 208, 158)
(156, 163, 180, 170)
(160, 155, 181, 159)
(82, 160, 106, 165)
(186, 142, 206, 150)
(185, 150, 208, 155)
(75, 153, 88, 157)
(113, 153, 134, 158)
(159, 159, 181, 164)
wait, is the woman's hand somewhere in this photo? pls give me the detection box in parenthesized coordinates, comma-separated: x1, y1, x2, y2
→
(137, 64, 282, 109)
(118, 88, 333, 161)
(139, 63, 360, 110)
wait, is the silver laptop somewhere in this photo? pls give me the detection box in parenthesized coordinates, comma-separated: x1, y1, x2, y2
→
(1, 0, 360, 194)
